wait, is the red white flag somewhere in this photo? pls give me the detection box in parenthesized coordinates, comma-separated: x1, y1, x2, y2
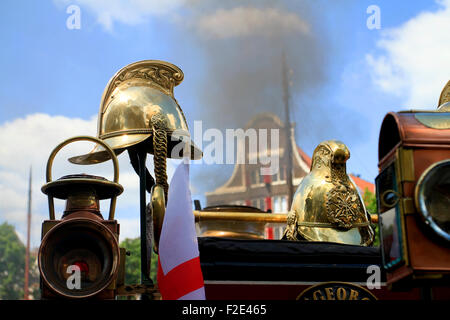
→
(157, 162, 205, 300)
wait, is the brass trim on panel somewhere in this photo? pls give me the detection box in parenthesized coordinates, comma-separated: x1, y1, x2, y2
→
(397, 148, 415, 182)
(414, 113, 450, 129)
(394, 156, 411, 267)
(400, 198, 416, 215)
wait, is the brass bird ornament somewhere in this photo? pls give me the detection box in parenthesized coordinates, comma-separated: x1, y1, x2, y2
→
(283, 140, 374, 246)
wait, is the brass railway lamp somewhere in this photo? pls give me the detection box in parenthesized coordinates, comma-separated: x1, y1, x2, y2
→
(38, 136, 124, 299)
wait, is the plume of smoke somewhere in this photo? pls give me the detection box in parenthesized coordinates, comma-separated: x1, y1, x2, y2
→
(190, 2, 327, 129)
(176, 1, 366, 202)
(183, 2, 326, 199)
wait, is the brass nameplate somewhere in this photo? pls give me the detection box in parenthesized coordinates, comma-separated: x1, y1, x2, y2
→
(296, 282, 377, 301)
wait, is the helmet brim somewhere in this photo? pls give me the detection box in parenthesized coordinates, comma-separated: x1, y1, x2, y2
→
(68, 133, 203, 165)
(298, 225, 373, 246)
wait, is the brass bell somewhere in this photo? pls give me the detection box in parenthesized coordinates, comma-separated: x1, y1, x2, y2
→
(69, 60, 202, 165)
(283, 140, 374, 246)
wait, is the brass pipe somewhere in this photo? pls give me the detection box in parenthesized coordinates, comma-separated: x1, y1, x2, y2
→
(194, 211, 379, 224)
(152, 210, 378, 252)
(194, 211, 287, 223)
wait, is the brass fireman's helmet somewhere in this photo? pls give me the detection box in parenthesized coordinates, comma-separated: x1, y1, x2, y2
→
(69, 60, 202, 165)
(438, 80, 450, 111)
(284, 140, 374, 246)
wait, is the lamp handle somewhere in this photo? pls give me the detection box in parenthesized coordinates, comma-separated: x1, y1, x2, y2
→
(45, 136, 119, 220)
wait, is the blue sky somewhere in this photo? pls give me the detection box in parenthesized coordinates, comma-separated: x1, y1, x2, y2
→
(0, 1, 436, 121)
(1, 0, 449, 246)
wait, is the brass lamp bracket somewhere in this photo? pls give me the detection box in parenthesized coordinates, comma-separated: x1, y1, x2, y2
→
(151, 185, 166, 253)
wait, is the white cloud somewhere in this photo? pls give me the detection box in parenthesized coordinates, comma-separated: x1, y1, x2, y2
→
(195, 7, 310, 39)
(0, 113, 97, 247)
(55, 1, 310, 40)
(55, 0, 187, 31)
(116, 217, 140, 241)
(366, 0, 450, 108)
(0, 113, 177, 247)
(0, 113, 97, 171)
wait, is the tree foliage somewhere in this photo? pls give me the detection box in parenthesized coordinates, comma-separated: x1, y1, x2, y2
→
(120, 237, 158, 285)
(363, 188, 380, 247)
(0, 222, 39, 300)
(0, 222, 25, 299)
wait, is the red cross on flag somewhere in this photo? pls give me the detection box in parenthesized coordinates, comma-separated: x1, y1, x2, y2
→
(157, 162, 205, 300)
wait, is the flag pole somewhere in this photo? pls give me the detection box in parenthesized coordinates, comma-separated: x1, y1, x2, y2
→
(24, 166, 32, 300)
(282, 52, 295, 211)
(137, 147, 153, 300)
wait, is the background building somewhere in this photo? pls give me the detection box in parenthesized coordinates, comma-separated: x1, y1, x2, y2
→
(205, 113, 374, 239)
